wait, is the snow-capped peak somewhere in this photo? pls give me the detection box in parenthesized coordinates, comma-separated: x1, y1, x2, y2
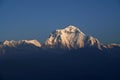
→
(64, 25, 81, 32)
(3, 40, 18, 47)
(3, 40, 41, 47)
(103, 43, 120, 48)
(55, 25, 85, 36)
(44, 25, 101, 49)
(23, 40, 41, 47)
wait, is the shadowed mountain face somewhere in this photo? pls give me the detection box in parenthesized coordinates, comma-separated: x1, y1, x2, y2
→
(0, 25, 120, 80)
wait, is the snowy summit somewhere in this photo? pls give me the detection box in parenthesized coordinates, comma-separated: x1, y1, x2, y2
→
(44, 25, 101, 49)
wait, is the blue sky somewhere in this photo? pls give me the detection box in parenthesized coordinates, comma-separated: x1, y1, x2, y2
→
(0, 0, 120, 44)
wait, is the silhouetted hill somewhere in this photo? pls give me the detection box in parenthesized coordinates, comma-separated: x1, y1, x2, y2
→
(0, 47, 120, 80)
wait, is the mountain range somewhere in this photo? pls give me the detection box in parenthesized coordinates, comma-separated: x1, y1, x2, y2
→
(0, 25, 120, 54)
(0, 25, 120, 80)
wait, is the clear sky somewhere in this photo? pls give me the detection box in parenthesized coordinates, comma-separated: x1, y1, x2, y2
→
(0, 0, 120, 44)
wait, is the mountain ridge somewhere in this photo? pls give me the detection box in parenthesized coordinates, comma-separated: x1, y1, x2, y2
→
(0, 25, 120, 54)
